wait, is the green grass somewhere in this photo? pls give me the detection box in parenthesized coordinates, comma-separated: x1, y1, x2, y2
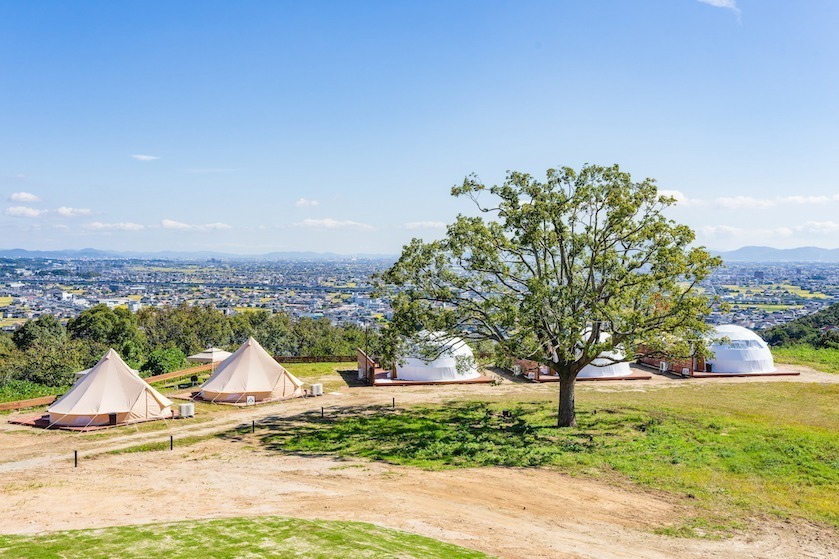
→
(0, 516, 494, 559)
(284, 361, 360, 392)
(772, 344, 839, 374)
(254, 383, 839, 537)
(0, 379, 65, 404)
(0, 296, 13, 307)
(745, 304, 804, 312)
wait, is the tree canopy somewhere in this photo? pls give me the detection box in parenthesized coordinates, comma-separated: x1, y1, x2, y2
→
(381, 164, 720, 426)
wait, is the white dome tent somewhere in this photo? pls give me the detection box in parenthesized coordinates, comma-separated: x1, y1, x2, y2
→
(578, 349, 633, 378)
(577, 330, 633, 379)
(705, 324, 775, 374)
(395, 334, 481, 382)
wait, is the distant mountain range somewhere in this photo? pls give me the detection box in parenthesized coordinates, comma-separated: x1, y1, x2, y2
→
(0, 248, 396, 261)
(1, 245, 838, 263)
(711, 246, 839, 263)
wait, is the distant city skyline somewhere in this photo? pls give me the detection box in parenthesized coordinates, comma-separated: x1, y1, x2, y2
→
(2, 1, 838, 254)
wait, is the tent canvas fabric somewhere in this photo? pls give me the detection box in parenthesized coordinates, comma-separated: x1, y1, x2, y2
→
(578, 354, 633, 378)
(576, 331, 632, 378)
(706, 324, 775, 374)
(48, 349, 173, 427)
(187, 347, 233, 364)
(199, 337, 303, 403)
(396, 336, 481, 381)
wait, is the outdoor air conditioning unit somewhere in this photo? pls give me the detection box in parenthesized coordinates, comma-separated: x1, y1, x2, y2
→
(659, 362, 668, 373)
(526, 372, 536, 380)
(311, 383, 323, 397)
(512, 365, 521, 375)
(178, 403, 195, 418)
(681, 367, 691, 378)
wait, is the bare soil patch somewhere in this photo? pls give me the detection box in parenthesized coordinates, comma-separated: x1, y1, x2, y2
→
(0, 366, 836, 559)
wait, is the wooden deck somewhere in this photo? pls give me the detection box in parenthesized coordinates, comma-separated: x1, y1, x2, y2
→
(690, 370, 800, 378)
(531, 370, 652, 382)
(372, 372, 495, 386)
(8, 411, 176, 432)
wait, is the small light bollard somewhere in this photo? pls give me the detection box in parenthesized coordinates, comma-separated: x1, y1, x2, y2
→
(74, 450, 78, 468)
(392, 397, 395, 409)
(321, 407, 324, 418)
(169, 435, 173, 451)
(252, 420, 255, 433)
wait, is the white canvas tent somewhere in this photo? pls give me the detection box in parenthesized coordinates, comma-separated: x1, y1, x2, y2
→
(575, 331, 633, 378)
(199, 337, 303, 403)
(396, 335, 481, 381)
(187, 347, 232, 364)
(48, 349, 173, 427)
(706, 324, 775, 374)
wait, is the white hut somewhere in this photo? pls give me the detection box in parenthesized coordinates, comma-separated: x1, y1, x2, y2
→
(48, 349, 173, 427)
(199, 337, 303, 403)
(395, 336, 481, 381)
(578, 350, 633, 378)
(706, 324, 775, 374)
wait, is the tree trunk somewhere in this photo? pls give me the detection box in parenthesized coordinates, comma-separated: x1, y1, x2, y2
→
(557, 367, 577, 428)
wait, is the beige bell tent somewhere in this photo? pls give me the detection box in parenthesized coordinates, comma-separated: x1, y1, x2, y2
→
(48, 349, 173, 427)
(187, 347, 232, 364)
(199, 337, 303, 403)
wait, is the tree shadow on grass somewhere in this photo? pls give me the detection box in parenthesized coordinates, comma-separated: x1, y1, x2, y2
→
(337, 369, 368, 387)
(223, 401, 635, 469)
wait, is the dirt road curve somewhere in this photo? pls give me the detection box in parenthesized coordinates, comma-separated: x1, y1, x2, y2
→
(1, 366, 836, 559)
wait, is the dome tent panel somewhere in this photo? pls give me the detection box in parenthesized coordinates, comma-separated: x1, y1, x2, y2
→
(396, 334, 481, 381)
(706, 324, 775, 374)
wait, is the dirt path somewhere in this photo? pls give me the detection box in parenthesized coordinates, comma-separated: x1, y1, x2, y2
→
(1, 366, 837, 558)
(1, 438, 835, 559)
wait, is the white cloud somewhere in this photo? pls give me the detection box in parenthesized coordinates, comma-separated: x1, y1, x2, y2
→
(714, 196, 776, 210)
(85, 221, 144, 231)
(295, 197, 319, 207)
(131, 154, 160, 161)
(56, 206, 92, 217)
(797, 221, 839, 235)
(161, 219, 232, 231)
(5, 206, 46, 218)
(697, 0, 740, 14)
(405, 221, 447, 230)
(161, 219, 192, 231)
(9, 191, 41, 203)
(294, 218, 373, 231)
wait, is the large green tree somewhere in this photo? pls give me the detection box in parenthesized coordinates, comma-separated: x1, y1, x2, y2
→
(381, 164, 720, 427)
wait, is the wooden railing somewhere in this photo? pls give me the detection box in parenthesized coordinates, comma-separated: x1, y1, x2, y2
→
(274, 355, 355, 363)
(0, 395, 58, 412)
(144, 363, 212, 383)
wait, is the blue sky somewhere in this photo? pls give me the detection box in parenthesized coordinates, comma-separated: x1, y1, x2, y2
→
(1, 0, 837, 254)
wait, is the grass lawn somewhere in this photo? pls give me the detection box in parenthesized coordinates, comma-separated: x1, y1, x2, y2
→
(284, 361, 360, 392)
(253, 382, 838, 537)
(772, 345, 839, 374)
(0, 516, 494, 559)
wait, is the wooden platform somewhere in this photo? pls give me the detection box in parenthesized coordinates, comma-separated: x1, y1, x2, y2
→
(690, 370, 800, 378)
(530, 371, 652, 382)
(170, 391, 303, 406)
(372, 372, 495, 386)
(8, 411, 176, 432)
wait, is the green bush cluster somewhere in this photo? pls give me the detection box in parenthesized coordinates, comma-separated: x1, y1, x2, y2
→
(0, 304, 376, 399)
